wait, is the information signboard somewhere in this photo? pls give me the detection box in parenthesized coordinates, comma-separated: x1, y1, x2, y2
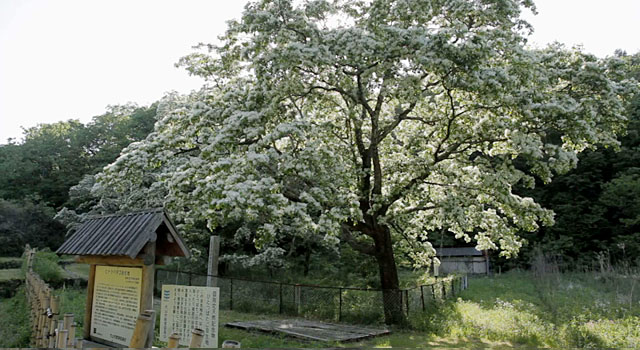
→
(160, 285, 219, 348)
(90, 265, 142, 346)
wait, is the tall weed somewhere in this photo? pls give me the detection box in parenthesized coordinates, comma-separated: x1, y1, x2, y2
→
(0, 287, 31, 347)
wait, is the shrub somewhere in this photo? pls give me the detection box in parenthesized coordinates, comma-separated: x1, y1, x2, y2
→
(31, 249, 65, 283)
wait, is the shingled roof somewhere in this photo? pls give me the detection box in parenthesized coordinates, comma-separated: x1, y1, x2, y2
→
(56, 208, 189, 259)
(436, 247, 484, 257)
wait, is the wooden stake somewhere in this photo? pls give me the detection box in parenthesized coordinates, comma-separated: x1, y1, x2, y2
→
(48, 317, 57, 348)
(141, 242, 156, 348)
(57, 329, 69, 349)
(83, 264, 96, 339)
(189, 328, 204, 348)
(167, 333, 180, 348)
(56, 319, 65, 347)
(48, 330, 56, 349)
(40, 325, 48, 348)
(67, 322, 76, 348)
(63, 313, 74, 331)
(129, 310, 155, 348)
(37, 290, 49, 333)
(51, 295, 60, 315)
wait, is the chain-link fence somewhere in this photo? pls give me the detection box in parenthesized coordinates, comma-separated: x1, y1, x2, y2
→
(154, 269, 468, 324)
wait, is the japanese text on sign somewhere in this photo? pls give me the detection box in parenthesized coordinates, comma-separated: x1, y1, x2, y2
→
(160, 285, 219, 348)
(91, 266, 142, 346)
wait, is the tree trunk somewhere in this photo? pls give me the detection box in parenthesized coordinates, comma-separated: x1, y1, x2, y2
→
(373, 225, 405, 325)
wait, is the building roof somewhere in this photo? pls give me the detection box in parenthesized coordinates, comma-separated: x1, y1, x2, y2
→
(436, 247, 483, 257)
(56, 208, 189, 259)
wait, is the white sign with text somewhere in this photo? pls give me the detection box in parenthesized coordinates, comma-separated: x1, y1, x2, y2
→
(160, 284, 219, 348)
(91, 265, 142, 346)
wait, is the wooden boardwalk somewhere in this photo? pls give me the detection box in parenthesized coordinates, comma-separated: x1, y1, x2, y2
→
(225, 319, 390, 342)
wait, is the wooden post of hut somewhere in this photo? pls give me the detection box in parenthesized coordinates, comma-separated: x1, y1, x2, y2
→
(56, 208, 190, 348)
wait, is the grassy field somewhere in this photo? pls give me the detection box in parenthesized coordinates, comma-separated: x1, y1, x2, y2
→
(215, 270, 639, 348)
(0, 288, 31, 347)
(2, 267, 638, 348)
(0, 268, 23, 281)
(64, 263, 90, 279)
(430, 271, 640, 348)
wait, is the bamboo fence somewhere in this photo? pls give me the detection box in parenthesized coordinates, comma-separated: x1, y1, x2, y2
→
(24, 248, 77, 348)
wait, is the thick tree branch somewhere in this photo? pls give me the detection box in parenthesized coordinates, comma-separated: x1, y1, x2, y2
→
(356, 73, 376, 118)
(376, 168, 432, 217)
(173, 144, 201, 156)
(433, 87, 459, 161)
(401, 205, 438, 215)
(341, 224, 376, 256)
(377, 101, 418, 143)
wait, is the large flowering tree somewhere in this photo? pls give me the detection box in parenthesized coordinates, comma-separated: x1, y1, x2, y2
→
(96, 0, 636, 323)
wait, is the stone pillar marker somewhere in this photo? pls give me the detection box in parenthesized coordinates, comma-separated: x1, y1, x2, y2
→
(207, 235, 220, 287)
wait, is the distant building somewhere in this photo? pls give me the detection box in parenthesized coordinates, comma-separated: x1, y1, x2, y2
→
(435, 247, 489, 275)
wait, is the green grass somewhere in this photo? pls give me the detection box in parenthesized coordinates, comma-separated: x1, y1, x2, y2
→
(0, 287, 31, 348)
(65, 263, 90, 279)
(53, 287, 88, 336)
(59, 255, 77, 264)
(0, 268, 23, 281)
(0, 256, 23, 269)
(13, 270, 640, 348)
(422, 271, 640, 348)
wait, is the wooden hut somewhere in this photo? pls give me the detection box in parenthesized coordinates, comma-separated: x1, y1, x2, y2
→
(56, 208, 189, 348)
(435, 247, 489, 275)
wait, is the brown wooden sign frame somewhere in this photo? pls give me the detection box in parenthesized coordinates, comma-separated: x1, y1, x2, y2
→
(56, 209, 190, 348)
(81, 242, 157, 347)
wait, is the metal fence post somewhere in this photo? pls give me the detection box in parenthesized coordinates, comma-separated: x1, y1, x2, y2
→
(442, 280, 446, 299)
(420, 286, 425, 312)
(431, 284, 436, 301)
(404, 290, 409, 315)
(230, 279, 233, 310)
(338, 288, 343, 322)
(292, 285, 296, 315)
(279, 283, 283, 314)
(295, 285, 302, 315)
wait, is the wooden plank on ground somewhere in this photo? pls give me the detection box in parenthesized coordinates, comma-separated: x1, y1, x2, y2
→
(225, 319, 390, 342)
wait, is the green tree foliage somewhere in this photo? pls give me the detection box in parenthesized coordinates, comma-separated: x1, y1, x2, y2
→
(0, 104, 157, 209)
(510, 52, 640, 267)
(0, 199, 66, 256)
